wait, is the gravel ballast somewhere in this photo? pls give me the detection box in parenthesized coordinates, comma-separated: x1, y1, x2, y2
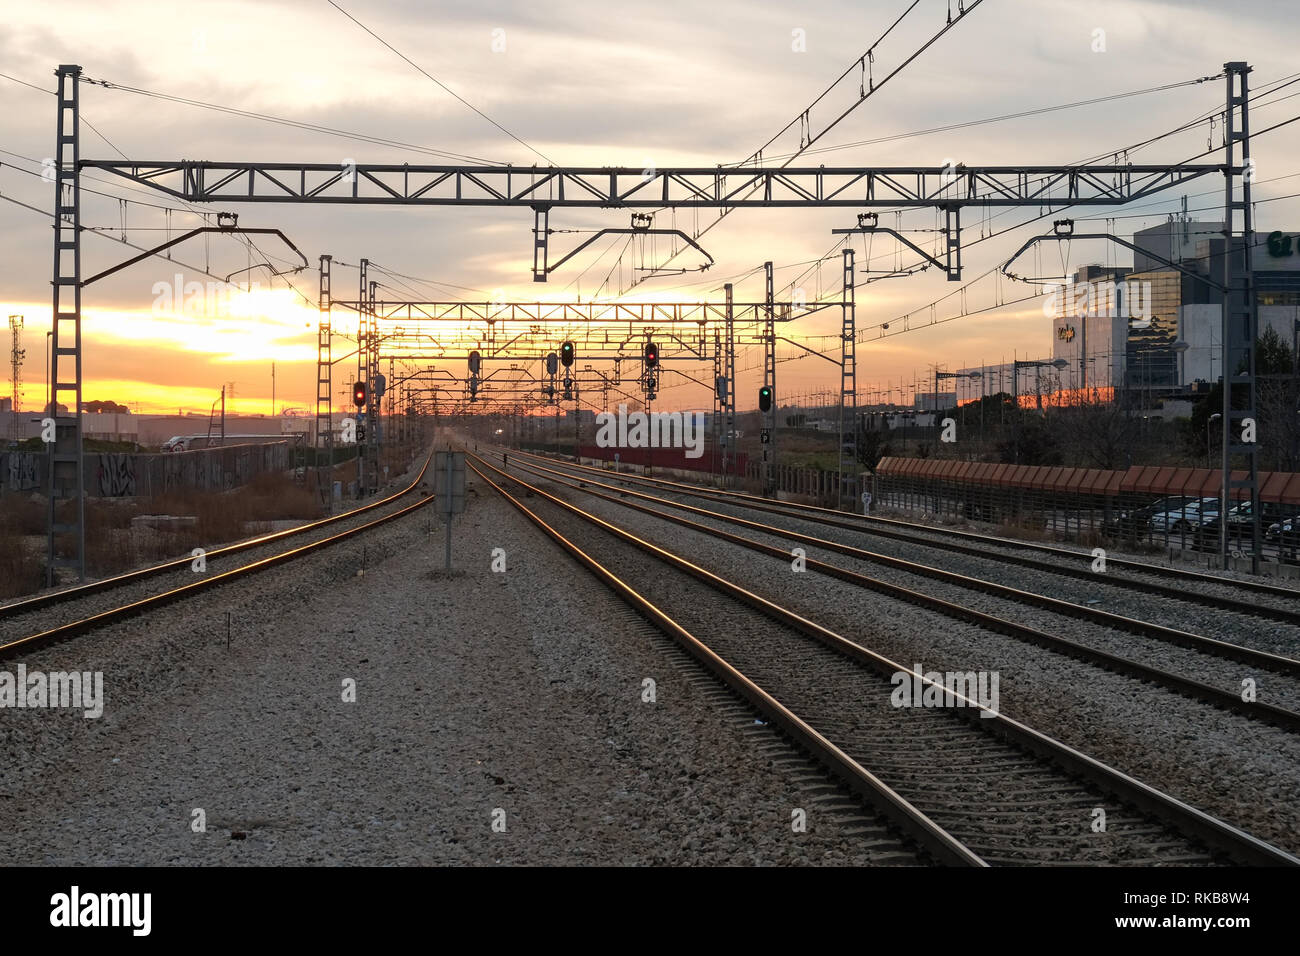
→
(0, 483, 912, 866)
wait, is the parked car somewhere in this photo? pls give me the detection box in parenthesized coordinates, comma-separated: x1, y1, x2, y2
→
(1270, 516, 1300, 558)
(1149, 498, 1221, 534)
(1108, 496, 1199, 536)
(1197, 500, 1287, 550)
(1263, 515, 1294, 546)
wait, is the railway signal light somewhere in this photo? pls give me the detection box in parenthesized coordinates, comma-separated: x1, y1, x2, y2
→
(353, 381, 368, 408)
(644, 341, 659, 367)
(546, 352, 558, 376)
(468, 350, 481, 375)
(560, 341, 575, 367)
(758, 385, 773, 413)
(716, 376, 728, 402)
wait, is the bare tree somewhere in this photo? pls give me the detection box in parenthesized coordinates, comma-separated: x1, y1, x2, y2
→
(1055, 395, 1144, 470)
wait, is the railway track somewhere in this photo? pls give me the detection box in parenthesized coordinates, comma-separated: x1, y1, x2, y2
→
(471, 452, 1299, 867)
(503, 448, 1300, 623)
(0, 448, 438, 659)
(497, 451, 1300, 732)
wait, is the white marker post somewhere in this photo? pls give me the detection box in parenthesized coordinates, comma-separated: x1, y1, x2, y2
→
(861, 490, 872, 514)
(434, 450, 467, 570)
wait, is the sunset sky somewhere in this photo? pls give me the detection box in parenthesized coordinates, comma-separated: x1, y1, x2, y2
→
(3, 0, 1299, 415)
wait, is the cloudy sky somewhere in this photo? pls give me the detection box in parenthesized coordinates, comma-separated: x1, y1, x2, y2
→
(2, 0, 1298, 415)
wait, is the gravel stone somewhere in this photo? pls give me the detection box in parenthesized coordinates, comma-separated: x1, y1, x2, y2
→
(0, 482, 912, 866)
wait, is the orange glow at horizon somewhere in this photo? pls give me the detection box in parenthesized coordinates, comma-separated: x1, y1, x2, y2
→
(2, 288, 1057, 417)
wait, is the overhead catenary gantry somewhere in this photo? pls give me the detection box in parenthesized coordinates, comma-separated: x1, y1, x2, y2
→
(84, 158, 1226, 286)
(317, 286, 838, 489)
(84, 160, 1222, 208)
(325, 298, 836, 325)
(48, 61, 1255, 581)
(315, 282, 787, 484)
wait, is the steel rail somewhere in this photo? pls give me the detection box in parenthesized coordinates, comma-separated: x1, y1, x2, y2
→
(503, 454, 1300, 732)
(469, 458, 984, 867)
(0, 477, 437, 660)
(0, 448, 436, 620)
(511, 455, 1300, 672)
(472, 453, 1300, 866)
(506, 448, 1300, 618)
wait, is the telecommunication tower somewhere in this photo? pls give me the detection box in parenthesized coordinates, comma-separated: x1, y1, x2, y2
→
(8, 315, 23, 444)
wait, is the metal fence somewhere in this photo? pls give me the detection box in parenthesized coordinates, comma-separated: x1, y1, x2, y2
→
(743, 460, 847, 505)
(872, 457, 1300, 563)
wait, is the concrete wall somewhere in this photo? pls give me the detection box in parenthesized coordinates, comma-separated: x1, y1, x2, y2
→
(138, 415, 288, 446)
(0, 451, 43, 494)
(96, 441, 292, 496)
(0, 442, 290, 498)
(0, 412, 309, 447)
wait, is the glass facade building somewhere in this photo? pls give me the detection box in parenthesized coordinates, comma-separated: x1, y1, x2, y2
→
(1051, 221, 1300, 404)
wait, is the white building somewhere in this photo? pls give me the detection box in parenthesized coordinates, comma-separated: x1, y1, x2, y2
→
(1047, 220, 1300, 400)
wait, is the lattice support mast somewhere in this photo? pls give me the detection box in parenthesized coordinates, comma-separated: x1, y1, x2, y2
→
(839, 247, 857, 509)
(316, 254, 333, 513)
(763, 261, 776, 493)
(1220, 62, 1260, 571)
(723, 283, 737, 489)
(47, 65, 86, 584)
(357, 258, 369, 497)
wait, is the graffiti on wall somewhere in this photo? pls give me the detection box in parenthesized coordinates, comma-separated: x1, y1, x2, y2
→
(95, 454, 137, 497)
(2, 443, 288, 497)
(2, 453, 41, 493)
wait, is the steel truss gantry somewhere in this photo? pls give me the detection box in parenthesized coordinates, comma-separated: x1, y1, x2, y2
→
(321, 290, 802, 471)
(84, 160, 1222, 209)
(326, 299, 833, 325)
(84, 157, 1225, 286)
